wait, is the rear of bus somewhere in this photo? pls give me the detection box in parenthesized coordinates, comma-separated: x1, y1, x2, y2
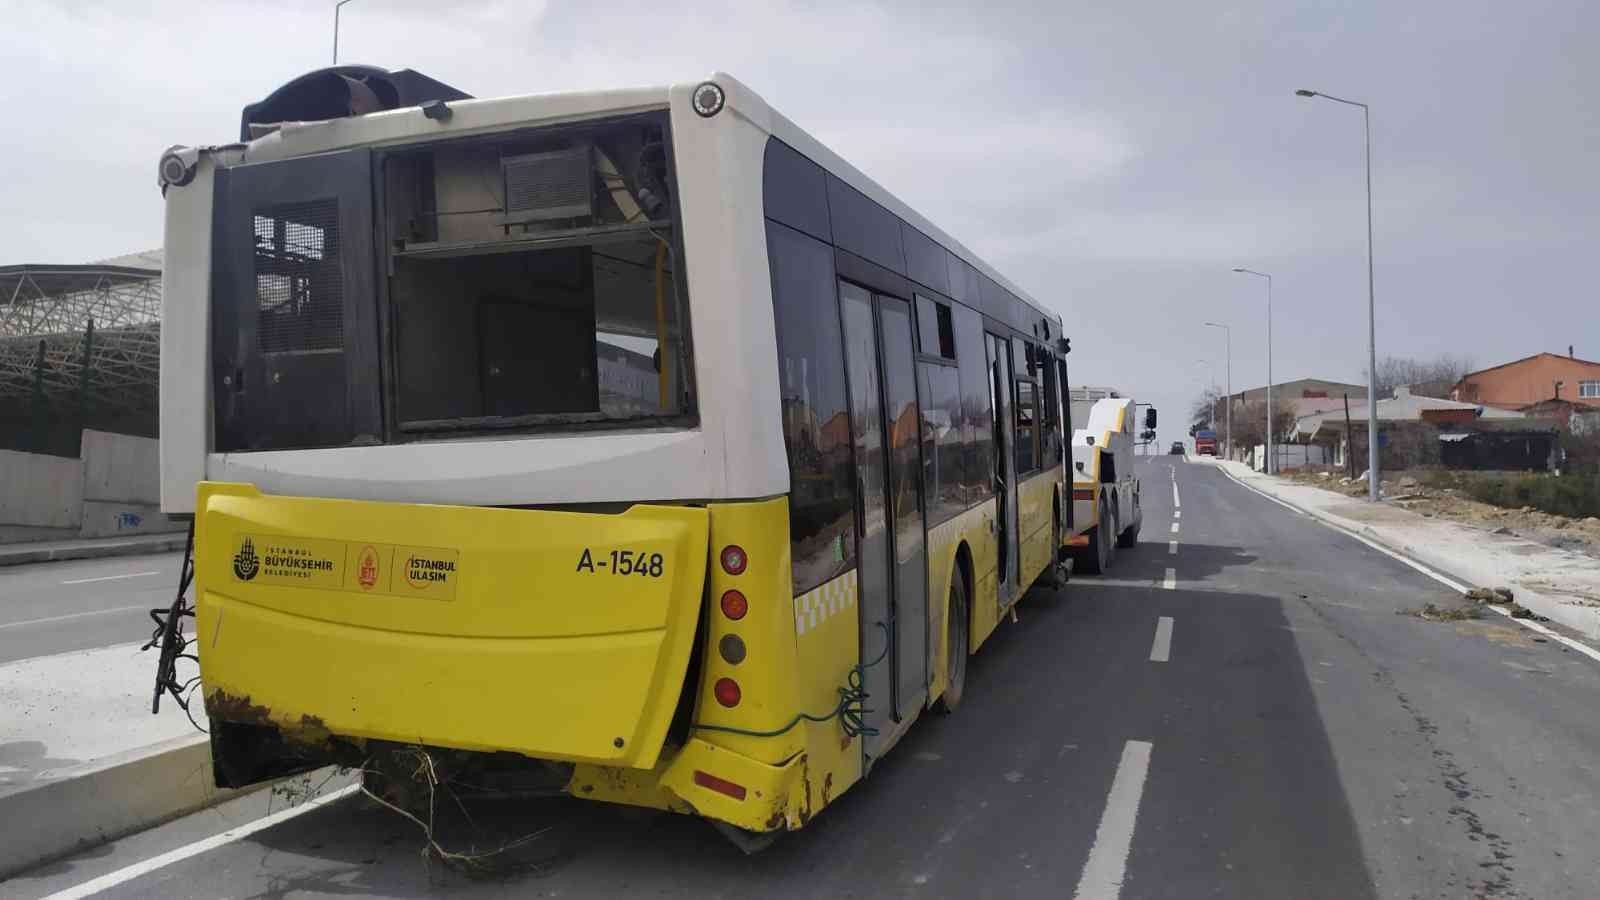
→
(157, 69, 850, 835)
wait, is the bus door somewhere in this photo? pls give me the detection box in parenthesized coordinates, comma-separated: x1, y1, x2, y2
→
(986, 333, 1020, 610)
(838, 282, 929, 762)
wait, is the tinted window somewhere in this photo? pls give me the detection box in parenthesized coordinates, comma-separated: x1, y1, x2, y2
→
(918, 361, 964, 526)
(827, 175, 905, 274)
(903, 224, 949, 294)
(1042, 348, 1063, 469)
(767, 221, 856, 594)
(953, 302, 992, 502)
(1013, 337, 1039, 474)
(763, 140, 831, 243)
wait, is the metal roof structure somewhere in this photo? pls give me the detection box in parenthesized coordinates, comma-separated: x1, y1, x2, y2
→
(0, 254, 162, 419)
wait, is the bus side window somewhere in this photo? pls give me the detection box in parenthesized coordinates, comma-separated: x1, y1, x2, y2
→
(952, 303, 992, 504)
(767, 221, 856, 594)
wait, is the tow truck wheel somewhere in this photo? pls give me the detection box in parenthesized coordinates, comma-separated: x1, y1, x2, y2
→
(1116, 498, 1141, 548)
(1076, 504, 1112, 575)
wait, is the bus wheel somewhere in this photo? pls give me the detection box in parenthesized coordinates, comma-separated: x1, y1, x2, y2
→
(1077, 505, 1112, 575)
(934, 572, 969, 714)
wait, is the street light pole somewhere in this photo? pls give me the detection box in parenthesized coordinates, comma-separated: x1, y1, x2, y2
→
(1298, 87, 1379, 501)
(1231, 268, 1274, 473)
(1204, 321, 1232, 459)
(333, 0, 359, 65)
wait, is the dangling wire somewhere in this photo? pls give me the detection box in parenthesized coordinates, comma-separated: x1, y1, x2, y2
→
(692, 621, 892, 740)
(143, 520, 205, 732)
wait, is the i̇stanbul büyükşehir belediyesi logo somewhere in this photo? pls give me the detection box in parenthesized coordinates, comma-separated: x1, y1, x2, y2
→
(233, 537, 260, 581)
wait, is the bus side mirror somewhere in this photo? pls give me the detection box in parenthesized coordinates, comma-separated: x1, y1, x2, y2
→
(1144, 408, 1158, 429)
(1056, 337, 1071, 355)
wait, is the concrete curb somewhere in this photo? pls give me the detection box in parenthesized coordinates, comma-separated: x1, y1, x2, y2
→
(0, 733, 265, 879)
(1207, 460, 1600, 641)
(0, 535, 188, 568)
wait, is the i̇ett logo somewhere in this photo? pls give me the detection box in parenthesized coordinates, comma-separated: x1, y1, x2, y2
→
(233, 537, 260, 581)
(357, 546, 380, 590)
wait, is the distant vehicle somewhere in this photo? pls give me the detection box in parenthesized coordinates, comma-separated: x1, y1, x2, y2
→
(1066, 398, 1148, 574)
(1194, 430, 1218, 456)
(1170, 442, 1185, 455)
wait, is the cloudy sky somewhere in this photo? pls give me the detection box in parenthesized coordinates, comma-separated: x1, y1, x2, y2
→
(3, 0, 1594, 445)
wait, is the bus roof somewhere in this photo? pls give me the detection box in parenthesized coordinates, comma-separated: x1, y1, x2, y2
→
(720, 74, 1060, 331)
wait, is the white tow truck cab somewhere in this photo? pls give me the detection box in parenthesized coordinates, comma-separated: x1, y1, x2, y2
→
(1066, 395, 1148, 573)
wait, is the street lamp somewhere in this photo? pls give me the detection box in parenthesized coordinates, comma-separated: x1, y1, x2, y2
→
(1231, 268, 1274, 474)
(1298, 87, 1380, 502)
(1203, 321, 1232, 459)
(333, 0, 360, 65)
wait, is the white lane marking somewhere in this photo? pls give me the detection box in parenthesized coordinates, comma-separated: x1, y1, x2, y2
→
(1173, 510, 1181, 519)
(1161, 568, 1176, 590)
(1073, 740, 1154, 900)
(1169, 522, 1179, 534)
(1150, 617, 1174, 662)
(1172, 483, 1180, 507)
(1213, 463, 1600, 665)
(1168, 541, 1178, 555)
(0, 604, 147, 631)
(60, 570, 160, 585)
(43, 785, 361, 900)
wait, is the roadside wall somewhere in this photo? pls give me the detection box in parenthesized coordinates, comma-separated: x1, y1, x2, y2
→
(0, 431, 182, 542)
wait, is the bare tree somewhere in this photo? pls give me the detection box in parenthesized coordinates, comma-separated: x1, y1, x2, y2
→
(1365, 354, 1475, 399)
(1190, 386, 1223, 435)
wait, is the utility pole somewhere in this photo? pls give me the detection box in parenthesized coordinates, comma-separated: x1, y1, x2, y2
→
(1298, 87, 1380, 501)
(1204, 321, 1232, 459)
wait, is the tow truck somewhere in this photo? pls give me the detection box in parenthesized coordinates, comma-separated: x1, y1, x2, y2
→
(1065, 395, 1151, 574)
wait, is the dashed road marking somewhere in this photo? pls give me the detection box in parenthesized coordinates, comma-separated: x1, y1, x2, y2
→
(1169, 522, 1179, 534)
(1073, 740, 1154, 900)
(1173, 510, 1181, 519)
(1150, 617, 1174, 661)
(1168, 541, 1178, 555)
(1161, 568, 1176, 590)
(1172, 483, 1180, 507)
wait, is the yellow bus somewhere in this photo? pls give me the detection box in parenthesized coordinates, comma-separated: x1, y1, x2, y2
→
(152, 67, 1072, 845)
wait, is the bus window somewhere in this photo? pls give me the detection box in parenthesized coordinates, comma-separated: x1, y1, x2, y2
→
(768, 222, 856, 594)
(952, 303, 992, 503)
(382, 117, 692, 433)
(1012, 337, 1039, 474)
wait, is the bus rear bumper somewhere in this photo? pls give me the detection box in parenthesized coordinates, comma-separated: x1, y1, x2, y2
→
(571, 736, 812, 833)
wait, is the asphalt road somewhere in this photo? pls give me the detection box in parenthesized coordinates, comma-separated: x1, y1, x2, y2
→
(10, 457, 1600, 898)
(0, 552, 183, 663)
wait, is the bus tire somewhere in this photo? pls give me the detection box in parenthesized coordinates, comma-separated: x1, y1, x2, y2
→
(934, 571, 968, 714)
(1076, 504, 1112, 575)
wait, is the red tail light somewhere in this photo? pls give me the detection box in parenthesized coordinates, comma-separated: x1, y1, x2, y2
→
(693, 770, 748, 800)
(713, 677, 742, 707)
(720, 545, 748, 575)
(720, 589, 748, 620)
(1073, 489, 1094, 501)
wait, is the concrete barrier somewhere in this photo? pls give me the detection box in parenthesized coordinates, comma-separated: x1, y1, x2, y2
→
(0, 735, 245, 879)
(0, 448, 83, 531)
(0, 430, 183, 543)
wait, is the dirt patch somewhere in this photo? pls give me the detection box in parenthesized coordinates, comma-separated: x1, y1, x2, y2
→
(1402, 601, 1484, 622)
(1454, 621, 1538, 648)
(1285, 467, 1600, 559)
